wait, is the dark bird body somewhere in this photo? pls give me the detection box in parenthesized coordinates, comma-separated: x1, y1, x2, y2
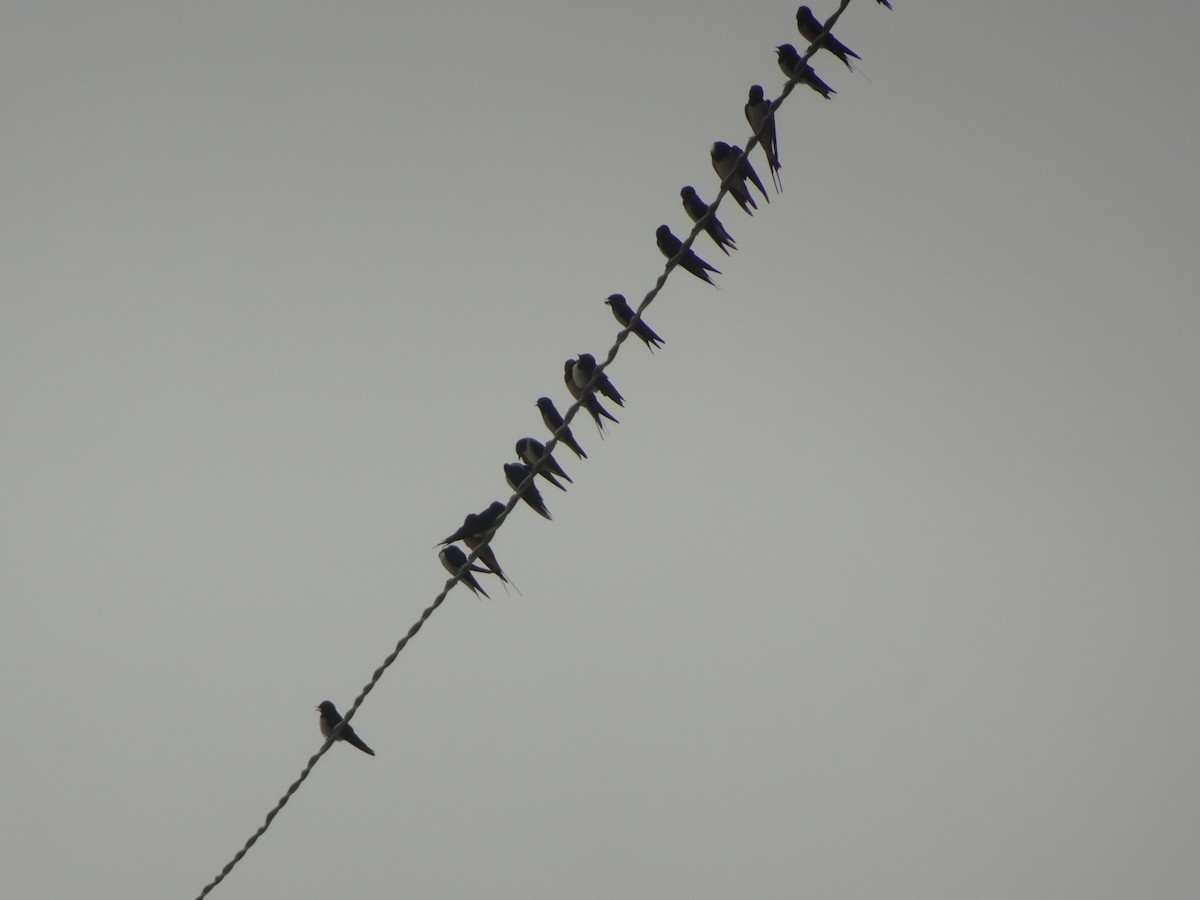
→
(536, 397, 587, 460)
(565, 359, 619, 433)
(776, 44, 836, 98)
(796, 6, 861, 70)
(605, 294, 665, 352)
(571, 353, 624, 407)
(656, 225, 720, 286)
(516, 436, 571, 491)
(439, 501, 506, 546)
(504, 462, 553, 520)
(710, 142, 756, 215)
(744, 86, 781, 192)
(462, 534, 518, 591)
(681, 186, 737, 255)
(710, 142, 769, 213)
(317, 701, 375, 756)
(439, 545, 491, 598)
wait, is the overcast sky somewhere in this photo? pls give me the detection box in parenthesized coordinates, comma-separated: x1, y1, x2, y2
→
(4, 1, 1200, 898)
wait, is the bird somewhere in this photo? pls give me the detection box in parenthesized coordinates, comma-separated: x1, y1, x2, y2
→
(439, 501, 506, 546)
(710, 142, 769, 214)
(681, 186, 737, 256)
(796, 6, 861, 71)
(709, 143, 756, 215)
(438, 545, 492, 599)
(565, 359, 619, 433)
(876, 0, 892, 9)
(605, 293, 665, 352)
(504, 462, 553, 520)
(776, 44, 836, 98)
(463, 533, 519, 593)
(317, 701, 375, 756)
(744, 86, 781, 192)
(516, 436, 572, 491)
(572, 353, 624, 407)
(536, 397, 587, 460)
(655, 225, 720, 286)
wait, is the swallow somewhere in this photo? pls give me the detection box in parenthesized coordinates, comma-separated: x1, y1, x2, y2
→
(504, 462, 553, 520)
(710, 142, 756, 215)
(536, 396, 587, 460)
(572, 353, 624, 407)
(744, 87, 781, 193)
(776, 44, 836, 98)
(796, 6, 861, 70)
(710, 142, 769, 214)
(438, 545, 491, 598)
(681, 186, 737, 256)
(876, 0, 892, 9)
(655, 225, 720, 286)
(317, 701, 375, 756)
(516, 436, 572, 491)
(565, 359, 619, 433)
(439, 500, 506, 546)
(462, 533, 519, 592)
(605, 293, 665, 352)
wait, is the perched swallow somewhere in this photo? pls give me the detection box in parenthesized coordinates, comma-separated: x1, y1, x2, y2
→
(796, 6, 861, 70)
(438, 545, 492, 599)
(516, 436, 572, 491)
(439, 501, 506, 546)
(710, 143, 756, 215)
(564, 359, 619, 433)
(463, 533, 518, 592)
(681, 186, 737, 256)
(317, 701, 375, 756)
(655, 225, 720, 286)
(732, 143, 770, 203)
(710, 142, 769, 214)
(536, 396, 587, 460)
(744, 87, 782, 192)
(605, 293, 665, 352)
(503, 462, 553, 520)
(876, 0, 892, 9)
(572, 353, 624, 407)
(776, 44, 836, 98)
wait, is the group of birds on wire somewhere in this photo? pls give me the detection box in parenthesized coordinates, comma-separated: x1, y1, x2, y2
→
(314, 3, 881, 757)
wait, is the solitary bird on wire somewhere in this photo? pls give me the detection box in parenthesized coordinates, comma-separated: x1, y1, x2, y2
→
(516, 436, 572, 491)
(796, 6, 861, 70)
(656, 225, 721, 286)
(776, 44, 836, 98)
(572, 353, 625, 408)
(710, 142, 768, 215)
(536, 397, 587, 460)
(439, 501, 506, 546)
(504, 462, 553, 520)
(681, 186, 738, 256)
(438, 545, 492, 599)
(743, 86, 782, 192)
(317, 701, 375, 756)
(605, 294, 665, 352)
(565, 358, 620, 433)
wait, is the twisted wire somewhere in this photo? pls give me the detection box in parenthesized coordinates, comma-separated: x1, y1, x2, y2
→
(194, 3, 856, 895)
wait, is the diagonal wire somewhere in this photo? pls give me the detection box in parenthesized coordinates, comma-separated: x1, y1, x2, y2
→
(193, 2, 855, 896)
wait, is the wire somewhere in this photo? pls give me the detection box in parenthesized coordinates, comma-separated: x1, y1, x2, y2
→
(193, 2, 856, 896)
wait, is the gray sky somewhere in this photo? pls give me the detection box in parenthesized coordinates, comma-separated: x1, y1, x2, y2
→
(4, 1, 1200, 898)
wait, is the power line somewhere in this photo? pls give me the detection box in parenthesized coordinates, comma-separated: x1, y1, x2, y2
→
(193, 2, 859, 896)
